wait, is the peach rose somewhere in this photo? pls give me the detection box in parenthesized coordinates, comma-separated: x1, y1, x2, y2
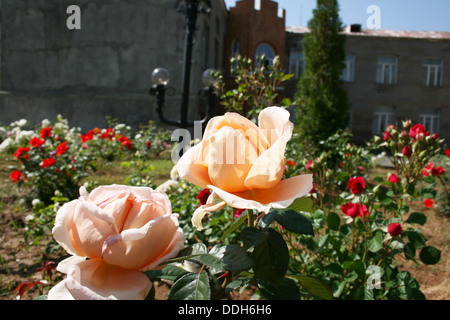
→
(47, 185, 185, 300)
(175, 106, 313, 230)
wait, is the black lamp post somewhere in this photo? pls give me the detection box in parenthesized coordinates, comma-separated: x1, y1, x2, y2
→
(149, 0, 215, 129)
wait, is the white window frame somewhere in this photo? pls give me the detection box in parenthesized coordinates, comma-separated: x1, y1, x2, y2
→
(423, 59, 443, 87)
(420, 111, 440, 134)
(376, 56, 398, 85)
(373, 111, 395, 135)
(342, 54, 355, 82)
(255, 43, 276, 68)
(289, 51, 304, 79)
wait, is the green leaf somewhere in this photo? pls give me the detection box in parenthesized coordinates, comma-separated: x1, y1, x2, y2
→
(288, 274, 333, 300)
(146, 264, 189, 282)
(33, 295, 48, 300)
(242, 227, 289, 284)
(197, 244, 253, 272)
(419, 246, 441, 265)
(405, 212, 427, 226)
(258, 278, 300, 300)
(407, 230, 427, 250)
(220, 210, 248, 241)
(167, 271, 210, 300)
(258, 211, 277, 229)
(368, 231, 383, 253)
(287, 197, 313, 213)
(326, 211, 340, 231)
(272, 210, 314, 236)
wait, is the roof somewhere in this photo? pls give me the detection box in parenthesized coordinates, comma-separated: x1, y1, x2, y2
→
(286, 25, 450, 40)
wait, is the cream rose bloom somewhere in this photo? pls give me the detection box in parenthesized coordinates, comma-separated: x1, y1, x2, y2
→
(47, 185, 185, 300)
(175, 106, 313, 230)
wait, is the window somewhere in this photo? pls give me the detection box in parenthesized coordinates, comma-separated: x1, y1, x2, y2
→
(231, 40, 240, 58)
(373, 110, 395, 135)
(420, 111, 440, 134)
(255, 43, 275, 68)
(289, 51, 304, 79)
(376, 56, 397, 85)
(423, 58, 443, 87)
(342, 55, 355, 82)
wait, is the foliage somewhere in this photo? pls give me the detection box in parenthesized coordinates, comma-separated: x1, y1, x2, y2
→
(295, 0, 349, 143)
(212, 54, 293, 120)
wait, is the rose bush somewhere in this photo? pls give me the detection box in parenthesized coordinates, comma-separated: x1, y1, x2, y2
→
(47, 185, 185, 300)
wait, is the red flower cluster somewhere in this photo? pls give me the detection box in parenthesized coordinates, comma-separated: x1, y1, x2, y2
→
(422, 162, 446, 177)
(287, 160, 296, 167)
(341, 202, 369, 219)
(10, 170, 23, 183)
(40, 126, 52, 139)
(13, 146, 30, 160)
(29, 137, 45, 148)
(56, 141, 69, 156)
(41, 157, 56, 168)
(348, 176, 365, 194)
(81, 127, 133, 150)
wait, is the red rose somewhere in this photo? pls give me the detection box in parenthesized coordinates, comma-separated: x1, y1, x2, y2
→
(383, 131, 393, 142)
(306, 160, 313, 171)
(424, 198, 434, 208)
(56, 141, 69, 156)
(348, 177, 365, 194)
(446, 149, 450, 158)
(409, 124, 428, 140)
(81, 131, 94, 143)
(196, 188, 211, 206)
(29, 137, 45, 148)
(41, 157, 56, 168)
(387, 223, 402, 237)
(388, 173, 400, 184)
(40, 127, 52, 139)
(402, 146, 412, 157)
(13, 147, 30, 160)
(10, 170, 22, 183)
(234, 208, 245, 218)
(341, 202, 369, 218)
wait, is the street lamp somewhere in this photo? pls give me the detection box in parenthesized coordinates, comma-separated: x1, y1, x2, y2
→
(149, 0, 215, 129)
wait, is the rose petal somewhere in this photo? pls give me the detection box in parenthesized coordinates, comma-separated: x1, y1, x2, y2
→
(244, 128, 292, 189)
(63, 259, 151, 300)
(191, 199, 226, 231)
(207, 126, 256, 193)
(52, 200, 81, 256)
(102, 214, 185, 270)
(47, 279, 75, 300)
(67, 201, 117, 259)
(209, 174, 313, 213)
(258, 106, 294, 145)
(55, 256, 87, 274)
(176, 143, 212, 188)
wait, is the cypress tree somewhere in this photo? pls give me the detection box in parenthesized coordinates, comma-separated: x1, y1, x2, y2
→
(295, 0, 349, 143)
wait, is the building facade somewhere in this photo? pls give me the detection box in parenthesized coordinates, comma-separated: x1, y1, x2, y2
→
(0, 0, 449, 144)
(0, 0, 228, 131)
(284, 25, 450, 143)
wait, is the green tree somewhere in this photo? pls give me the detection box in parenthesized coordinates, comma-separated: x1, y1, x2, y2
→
(295, 0, 349, 144)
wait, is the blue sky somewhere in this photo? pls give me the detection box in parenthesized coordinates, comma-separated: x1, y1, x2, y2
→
(224, 0, 450, 31)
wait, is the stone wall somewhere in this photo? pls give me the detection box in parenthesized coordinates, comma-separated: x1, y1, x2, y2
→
(0, 0, 227, 131)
